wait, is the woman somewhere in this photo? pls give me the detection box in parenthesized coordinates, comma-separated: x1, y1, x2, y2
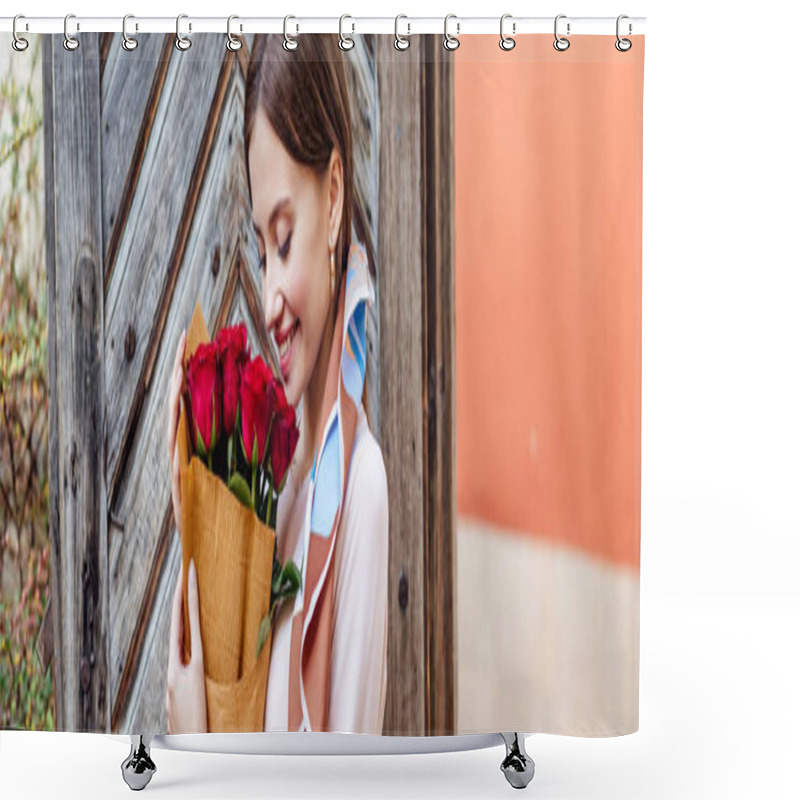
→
(165, 34, 389, 735)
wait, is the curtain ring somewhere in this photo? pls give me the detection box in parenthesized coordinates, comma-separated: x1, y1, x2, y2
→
(443, 14, 460, 51)
(63, 13, 79, 51)
(12, 15, 29, 52)
(227, 15, 242, 51)
(499, 14, 516, 51)
(615, 14, 632, 51)
(394, 15, 410, 51)
(122, 14, 138, 51)
(283, 15, 299, 51)
(553, 14, 570, 51)
(339, 15, 355, 50)
(175, 14, 192, 51)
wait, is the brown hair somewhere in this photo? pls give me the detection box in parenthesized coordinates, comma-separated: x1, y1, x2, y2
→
(244, 34, 353, 309)
(244, 34, 373, 426)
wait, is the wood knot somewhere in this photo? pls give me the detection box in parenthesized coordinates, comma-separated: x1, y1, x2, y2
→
(80, 656, 91, 693)
(211, 244, 221, 278)
(124, 325, 136, 361)
(398, 570, 409, 611)
(70, 440, 78, 496)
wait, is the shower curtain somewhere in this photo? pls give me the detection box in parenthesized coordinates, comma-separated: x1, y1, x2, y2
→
(0, 28, 644, 738)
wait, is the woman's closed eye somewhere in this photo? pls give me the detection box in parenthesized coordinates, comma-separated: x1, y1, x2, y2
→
(260, 231, 292, 273)
(278, 230, 292, 261)
(259, 231, 292, 272)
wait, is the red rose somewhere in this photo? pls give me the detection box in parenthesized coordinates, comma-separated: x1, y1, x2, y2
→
(216, 323, 249, 436)
(270, 383, 299, 492)
(185, 341, 222, 459)
(241, 355, 277, 471)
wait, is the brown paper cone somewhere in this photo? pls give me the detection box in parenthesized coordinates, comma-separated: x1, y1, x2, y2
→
(177, 301, 276, 731)
(205, 622, 274, 732)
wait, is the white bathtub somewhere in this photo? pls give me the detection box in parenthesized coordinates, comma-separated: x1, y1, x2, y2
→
(109, 731, 535, 790)
(109, 730, 502, 755)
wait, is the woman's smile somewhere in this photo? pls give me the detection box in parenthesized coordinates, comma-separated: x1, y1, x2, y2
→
(275, 318, 299, 382)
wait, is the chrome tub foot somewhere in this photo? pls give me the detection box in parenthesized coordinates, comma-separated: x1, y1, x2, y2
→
(500, 733, 535, 789)
(121, 734, 157, 791)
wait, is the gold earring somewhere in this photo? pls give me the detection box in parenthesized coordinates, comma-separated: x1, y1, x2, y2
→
(329, 250, 336, 298)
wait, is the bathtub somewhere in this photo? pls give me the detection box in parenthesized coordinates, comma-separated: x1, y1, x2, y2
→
(110, 731, 535, 791)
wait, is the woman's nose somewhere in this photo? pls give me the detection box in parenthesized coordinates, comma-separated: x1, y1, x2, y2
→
(263, 268, 284, 332)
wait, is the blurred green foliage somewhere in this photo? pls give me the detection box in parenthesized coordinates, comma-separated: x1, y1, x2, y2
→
(0, 36, 54, 731)
(0, 544, 53, 730)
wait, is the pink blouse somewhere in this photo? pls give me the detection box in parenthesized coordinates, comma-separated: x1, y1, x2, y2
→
(264, 401, 389, 733)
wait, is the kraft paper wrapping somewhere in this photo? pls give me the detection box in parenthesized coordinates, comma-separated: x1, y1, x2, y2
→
(176, 302, 275, 732)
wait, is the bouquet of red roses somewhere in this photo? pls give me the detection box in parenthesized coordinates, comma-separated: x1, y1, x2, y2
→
(176, 302, 300, 731)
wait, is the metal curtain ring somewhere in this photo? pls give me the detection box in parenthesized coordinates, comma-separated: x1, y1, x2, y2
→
(339, 15, 355, 50)
(394, 15, 410, 51)
(553, 14, 570, 51)
(615, 14, 632, 51)
(283, 15, 299, 51)
(443, 14, 460, 51)
(227, 15, 242, 51)
(63, 13, 79, 51)
(122, 14, 138, 51)
(175, 14, 191, 51)
(499, 14, 516, 51)
(12, 14, 29, 52)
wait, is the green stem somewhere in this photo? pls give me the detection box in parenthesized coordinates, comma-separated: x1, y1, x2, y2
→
(251, 467, 257, 510)
(266, 487, 273, 530)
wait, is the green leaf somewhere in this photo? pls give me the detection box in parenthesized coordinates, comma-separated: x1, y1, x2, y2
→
(251, 435, 259, 471)
(268, 490, 278, 530)
(274, 559, 302, 599)
(210, 399, 218, 451)
(196, 428, 207, 460)
(227, 472, 252, 508)
(256, 608, 275, 657)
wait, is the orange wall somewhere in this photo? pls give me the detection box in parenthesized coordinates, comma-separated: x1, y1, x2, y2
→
(454, 35, 644, 570)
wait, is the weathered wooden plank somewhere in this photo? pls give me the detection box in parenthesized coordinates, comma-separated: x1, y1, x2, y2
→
(117, 283, 269, 732)
(117, 522, 179, 733)
(43, 33, 110, 732)
(421, 38, 457, 735)
(377, 36, 426, 736)
(345, 35, 382, 439)
(99, 33, 113, 79)
(347, 37, 379, 258)
(42, 32, 63, 730)
(101, 33, 172, 278)
(108, 71, 250, 712)
(104, 35, 231, 502)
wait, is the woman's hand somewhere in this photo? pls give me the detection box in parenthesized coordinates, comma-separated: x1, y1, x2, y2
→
(168, 330, 187, 535)
(166, 558, 208, 734)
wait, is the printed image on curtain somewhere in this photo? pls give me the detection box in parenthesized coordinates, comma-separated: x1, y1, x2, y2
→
(0, 29, 643, 738)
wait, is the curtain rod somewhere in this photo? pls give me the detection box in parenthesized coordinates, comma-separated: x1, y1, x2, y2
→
(0, 15, 646, 37)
